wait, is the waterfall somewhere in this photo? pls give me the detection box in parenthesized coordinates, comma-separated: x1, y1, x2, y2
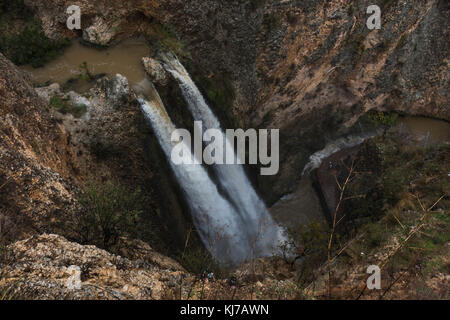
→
(301, 132, 378, 175)
(138, 85, 282, 265)
(159, 52, 285, 258)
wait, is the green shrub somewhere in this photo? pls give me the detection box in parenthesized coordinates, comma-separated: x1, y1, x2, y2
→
(204, 75, 235, 110)
(148, 21, 186, 57)
(348, 5, 354, 15)
(77, 61, 93, 81)
(364, 222, 387, 248)
(0, 0, 33, 20)
(346, 34, 365, 56)
(75, 181, 144, 249)
(200, 73, 237, 128)
(367, 111, 399, 127)
(177, 246, 222, 276)
(50, 95, 87, 118)
(396, 34, 408, 51)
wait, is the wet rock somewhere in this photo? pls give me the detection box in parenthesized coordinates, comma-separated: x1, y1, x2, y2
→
(65, 91, 92, 109)
(35, 83, 61, 103)
(96, 74, 131, 108)
(142, 57, 168, 86)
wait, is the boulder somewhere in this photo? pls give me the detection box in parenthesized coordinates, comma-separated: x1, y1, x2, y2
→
(0, 234, 187, 300)
(82, 16, 119, 46)
(35, 83, 61, 103)
(96, 74, 131, 109)
(142, 57, 169, 86)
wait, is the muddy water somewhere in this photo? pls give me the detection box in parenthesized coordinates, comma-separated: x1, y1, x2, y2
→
(397, 117, 450, 143)
(21, 38, 150, 90)
(270, 176, 326, 227)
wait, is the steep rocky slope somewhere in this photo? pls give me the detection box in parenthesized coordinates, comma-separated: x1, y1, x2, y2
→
(0, 0, 448, 300)
(0, 234, 187, 299)
(0, 53, 79, 242)
(252, 0, 449, 202)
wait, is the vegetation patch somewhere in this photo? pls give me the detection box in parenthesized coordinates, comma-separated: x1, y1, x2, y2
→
(346, 34, 365, 57)
(367, 110, 399, 127)
(73, 181, 144, 250)
(281, 128, 449, 298)
(339, 136, 449, 298)
(262, 12, 281, 31)
(147, 20, 187, 58)
(50, 95, 87, 118)
(198, 73, 238, 128)
(0, 0, 69, 67)
(77, 61, 93, 81)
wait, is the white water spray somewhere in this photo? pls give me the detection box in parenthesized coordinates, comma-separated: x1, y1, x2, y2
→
(159, 53, 285, 257)
(301, 132, 378, 175)
(138, 85, 282, 265)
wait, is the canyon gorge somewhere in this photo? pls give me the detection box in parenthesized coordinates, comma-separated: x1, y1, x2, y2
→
(0, 0, 448, 300)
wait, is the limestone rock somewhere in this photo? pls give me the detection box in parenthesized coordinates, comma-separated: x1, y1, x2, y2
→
(35, 83, 61, 103)
(82, 16, 119, 46)
(65, 91, 92, 109)
(142, 57, 168, 86)
(95, 74, 131, 108)
(0, 234, 187, 300)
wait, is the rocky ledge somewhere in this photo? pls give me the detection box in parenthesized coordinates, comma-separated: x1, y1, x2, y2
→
(0, 234, 186, 300)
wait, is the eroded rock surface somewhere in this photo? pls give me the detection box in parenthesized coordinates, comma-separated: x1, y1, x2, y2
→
(0, 53, 79, 241)
(0, 234, 187, 299)
(142, 57, 168, 86)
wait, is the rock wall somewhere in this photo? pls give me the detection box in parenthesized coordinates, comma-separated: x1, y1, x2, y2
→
(0, 234, 186, 299)
(252, 0, 449, 203)
(0, 53, 79, 241)
(23, 0, 449, 205)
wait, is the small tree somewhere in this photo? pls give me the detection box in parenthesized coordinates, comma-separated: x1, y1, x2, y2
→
(76, 181, 143, 249)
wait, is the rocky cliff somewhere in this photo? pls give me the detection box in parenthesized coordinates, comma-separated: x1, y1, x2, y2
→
(0, 53, 78, 242)
(23, 0, 449, 203)
(0, 0, 448, 300)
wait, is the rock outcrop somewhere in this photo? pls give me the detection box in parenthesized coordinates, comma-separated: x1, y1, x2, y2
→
(0, 234, 186, 299)
(0, 53, 79, 241)
(82, 16, 121, 46)
(142, 57, 168, 86)
(0, 48, 195, 266)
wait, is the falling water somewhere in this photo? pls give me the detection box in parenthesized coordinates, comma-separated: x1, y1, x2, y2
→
(159, 52, 285, 258)
(138, 85, 282, 265)
(301, 132, 378, 175)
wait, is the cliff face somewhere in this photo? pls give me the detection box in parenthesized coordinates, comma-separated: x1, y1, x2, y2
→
(252, 0, 449, 202)
(0, 53, 79, 242)
(0, 53, 197, 298)
(0, 52, 194, 252)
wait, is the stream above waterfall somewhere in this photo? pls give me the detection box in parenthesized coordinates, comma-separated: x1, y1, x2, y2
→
(20, 38, 150, 92)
